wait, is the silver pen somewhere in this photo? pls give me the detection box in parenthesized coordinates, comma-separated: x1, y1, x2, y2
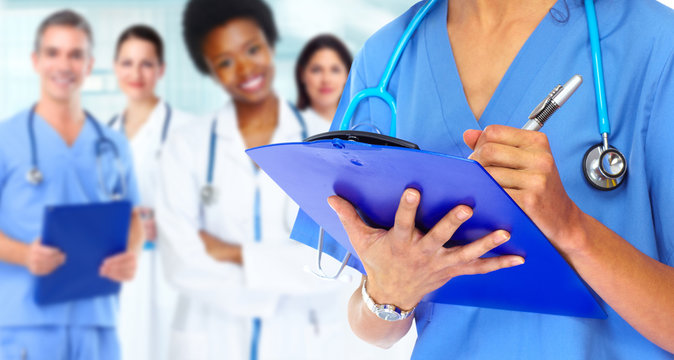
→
(522, 74, 583, 131)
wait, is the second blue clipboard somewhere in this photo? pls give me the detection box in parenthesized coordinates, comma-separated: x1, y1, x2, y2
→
(246, 138, 606, 318)
(35, 201, 132, 305)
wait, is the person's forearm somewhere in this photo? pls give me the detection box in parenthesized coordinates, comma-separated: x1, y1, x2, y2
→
(200, 230, 243, 264)
(0, 231, 28, 266)
(561, 212, 674, 353)
(127, 209, 145, 253)
(347, 276, 414, 349)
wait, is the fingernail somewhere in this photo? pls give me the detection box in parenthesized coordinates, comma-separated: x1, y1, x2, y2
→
(510, 257, 525, 266)
(456, 208, 472, 221)
(327, 198, 336, 211)
(494, 231, 510, 245)
(405, 190, 418, 204)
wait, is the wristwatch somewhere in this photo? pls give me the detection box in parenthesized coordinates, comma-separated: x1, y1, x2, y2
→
(361, 279, 415, 321)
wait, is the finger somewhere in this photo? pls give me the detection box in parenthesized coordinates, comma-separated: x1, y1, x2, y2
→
(482, 167, 530, 190)
(33, 243, 62, 257)
(470, 142, 537, 170)
(463, 129, 483, 150)
(443, 230, 511, 265)
(474, 125, 548, 150)
(327, 196, 373, 249)
(55, 253, 66, 266)
(104, 253, 135, 267)
(422, 205, 473, 250)
(391, 189, 421, 240)
(450, 255, 525, 277)
(100, 254, 128, 270)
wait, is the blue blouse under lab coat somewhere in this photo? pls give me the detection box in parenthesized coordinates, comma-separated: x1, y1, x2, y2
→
(293, 0, 674, 358)
(0, 108, 139, 327)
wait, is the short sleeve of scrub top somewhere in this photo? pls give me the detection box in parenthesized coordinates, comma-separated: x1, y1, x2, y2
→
(292, 0, 674, 359)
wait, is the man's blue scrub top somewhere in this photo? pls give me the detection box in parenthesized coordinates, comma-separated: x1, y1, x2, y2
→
(293, 0, 674, 358)
(0, 108, 140, 327)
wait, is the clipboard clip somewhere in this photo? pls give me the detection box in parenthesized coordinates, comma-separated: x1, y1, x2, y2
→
(305, 130, 419, 150)
(311, 227, 352, 280)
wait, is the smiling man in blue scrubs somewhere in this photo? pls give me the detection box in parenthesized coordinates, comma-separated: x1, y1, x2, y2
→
(293, 0, 674, 358)
(0, 10, 142, 360)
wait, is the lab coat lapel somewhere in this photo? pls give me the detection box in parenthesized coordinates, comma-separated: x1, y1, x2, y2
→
(129, 100, 165, 151)
(271, 99, 303, 144)
(215, 102, 253, 172)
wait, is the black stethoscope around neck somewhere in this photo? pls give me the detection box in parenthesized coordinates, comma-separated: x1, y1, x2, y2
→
(26, 105, 127, 200)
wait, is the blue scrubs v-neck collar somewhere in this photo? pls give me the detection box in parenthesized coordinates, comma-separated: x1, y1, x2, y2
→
(33, 111, 96, 158)
(424, 0, 583, 136)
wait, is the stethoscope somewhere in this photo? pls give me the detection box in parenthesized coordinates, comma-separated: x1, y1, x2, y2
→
(200, 101, 308, 206)
(26, 105, 128, 200)
(313, 0, 629, 280)
(199, 102, 307, 360)
(108, 102, 173, 158)
(338, 0, 626, 191)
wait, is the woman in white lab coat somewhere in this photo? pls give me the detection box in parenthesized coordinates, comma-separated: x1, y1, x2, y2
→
(294, 34, 352, 134)
(155, 1, 400, 359)
(109, 24, 196, 360)
(294, 34, 418, 360)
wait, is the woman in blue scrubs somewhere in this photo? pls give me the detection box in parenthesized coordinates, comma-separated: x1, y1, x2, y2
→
(320, 0, 674, 358)
(0, 10, 141, 360)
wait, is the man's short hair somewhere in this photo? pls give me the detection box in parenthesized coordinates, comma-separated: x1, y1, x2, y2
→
(34, 9, 93, 53)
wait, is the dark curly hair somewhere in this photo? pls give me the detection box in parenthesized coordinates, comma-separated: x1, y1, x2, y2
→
(295, 34, 352, 110)
(182, 0, 278, 75)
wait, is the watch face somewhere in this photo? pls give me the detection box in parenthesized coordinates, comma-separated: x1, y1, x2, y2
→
(376, 309, 403, 321)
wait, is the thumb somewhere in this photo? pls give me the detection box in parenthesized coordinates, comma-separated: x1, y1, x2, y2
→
(327, 195, 372, 250)
(463, 129, 483, 151)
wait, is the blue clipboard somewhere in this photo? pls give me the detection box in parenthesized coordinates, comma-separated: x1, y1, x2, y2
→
(246, 138, 606, 318)
(35, 201, 132, 305)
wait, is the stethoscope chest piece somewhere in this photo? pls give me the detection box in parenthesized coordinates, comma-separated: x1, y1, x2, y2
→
(26, 167, 44, 185)
(201, 184, 216, 206)
(582, 142, 627, 190)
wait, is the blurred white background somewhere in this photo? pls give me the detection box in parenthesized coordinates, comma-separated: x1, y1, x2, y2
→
(0, 0, 415, 120)
(1, 0, 673, 120)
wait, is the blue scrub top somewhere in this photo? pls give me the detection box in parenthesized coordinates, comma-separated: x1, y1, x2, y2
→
(294, 0, 674, 358)
(0, 108, 140, 327)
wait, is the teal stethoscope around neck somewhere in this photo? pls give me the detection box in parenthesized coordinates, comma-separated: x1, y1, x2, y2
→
(337, 0, 626, 192)
(26, 105, 128, 200)
(313, 0, 627, 280)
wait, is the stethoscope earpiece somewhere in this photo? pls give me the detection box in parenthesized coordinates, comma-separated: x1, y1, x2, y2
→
(582, 142, 627, 191)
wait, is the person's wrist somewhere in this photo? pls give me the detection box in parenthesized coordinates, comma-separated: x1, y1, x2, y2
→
(550, 205, 592, 257)
(365, 275, 419, 312)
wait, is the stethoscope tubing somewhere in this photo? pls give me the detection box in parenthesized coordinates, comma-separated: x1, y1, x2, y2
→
(27, 105, 127, 199)
(338, 0, 439, 137)
(585, 0, 611, 136)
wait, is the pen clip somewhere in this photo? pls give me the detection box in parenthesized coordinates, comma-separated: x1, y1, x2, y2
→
(528, 85, 562, 120)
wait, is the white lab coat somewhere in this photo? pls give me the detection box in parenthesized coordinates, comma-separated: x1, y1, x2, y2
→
(110, 100, 198, 360)
(155, 98, 415, 360)
(300, 107, 331, 135)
